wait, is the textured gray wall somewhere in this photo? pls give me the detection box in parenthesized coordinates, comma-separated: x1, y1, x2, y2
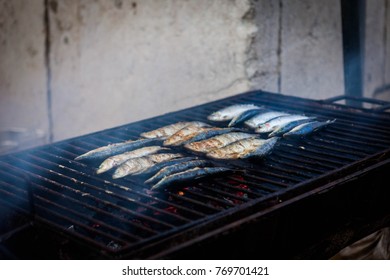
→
(250, 0, 344, 99)
(364, 0, 390, 102)
(0, 0, 48, 150)
(49, 0, 256, 141)
(0, 0, 389, 151)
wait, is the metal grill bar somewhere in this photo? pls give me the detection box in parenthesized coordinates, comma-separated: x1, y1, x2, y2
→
(1, 90, 389, 258)
(37, 148, 208, 219)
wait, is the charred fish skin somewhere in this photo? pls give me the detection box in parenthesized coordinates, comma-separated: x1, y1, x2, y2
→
(140, 121, 195, 139)
(112, 157, 155, 179)
(268, 118, 316, 137)
(96, 146, 169, 174)
(245, 111, 290, 129)
(181, 127, 245, 145)
(255, 114, 311, 134)
(206, 137, 279, 160)
(139, 156, 198, 176)
(74, 138, 163, 161)
(163, 123, 212, 146)
(207, 104, 260, 122)
(241, 137, 279, 158)
(112, 153, 182, 179)
(151, 167, 231, 190)
(228, 108, 269, 127)
(283, 119, 336, 138)
(184, 132, 256, 153)
(145, 159, 212, 184)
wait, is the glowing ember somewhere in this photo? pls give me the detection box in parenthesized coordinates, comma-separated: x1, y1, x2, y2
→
(237, 184, 249, 189)
(165, 206, 177, 214)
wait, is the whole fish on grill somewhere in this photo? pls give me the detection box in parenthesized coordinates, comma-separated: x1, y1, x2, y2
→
(206, 137, 279, 160)
(182, 127, 245, 145)
(140, 156, 199, 176)
(268, 118, 316, 137)
(140, 121, 198, 139)
(145, 159, 212, 184)
(245, 111, 290, 129)
(74, 138, 163, 161)
(207, 104, 260, 122)
(283, 120, 336, 138)
(96, 146, 168, 174)
(163, 122, 212, 146)
(151, 167, 232, 190)
(228, 108, 269, 127)
(184, 132, 256, 153)
(255, 114, 311, 134)
(112, 153, 182, 179)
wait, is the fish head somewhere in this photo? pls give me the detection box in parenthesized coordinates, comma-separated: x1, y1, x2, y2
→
(112, 167, 127, 179)
(96, 160, 112, 174)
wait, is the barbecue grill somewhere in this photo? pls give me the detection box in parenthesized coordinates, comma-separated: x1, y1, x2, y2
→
(1, 90, 390, 259)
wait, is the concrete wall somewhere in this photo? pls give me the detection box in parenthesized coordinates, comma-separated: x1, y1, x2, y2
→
(49, 0, 256, 141)
(0, 0, 389, 151)
(0, 0, 48, 152)
(251, 0, 344, 99)
(364, 0, 390, 102)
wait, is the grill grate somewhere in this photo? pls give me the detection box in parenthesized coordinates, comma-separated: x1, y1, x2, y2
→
(1, 90, 390, 258)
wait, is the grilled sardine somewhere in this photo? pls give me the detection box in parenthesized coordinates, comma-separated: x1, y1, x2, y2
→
(163, 122, 211, 146)
(74, 138, 162, 161)
(141, 156, 199, 176)
(283, 120, 336, 138)
(112, 153, 182, 179)
(96, 146, 168, 174)
(184, 132, 255, 153)
(268, 118, 315, 137)
(206, 137, 278, 160)
(140, 122, 195, 139)
(245, 111, 289, 129)
(228, 108, 269, 127)
(255, 115, 311, 134)
(145, 159, 211, 184)
(151, 167, 231, 190)
(208, 104, 260, 121)
(182, 127, 244, 145)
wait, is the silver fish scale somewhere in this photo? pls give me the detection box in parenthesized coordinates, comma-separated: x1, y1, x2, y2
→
(163, 124, 211, 146)
(113, 157, 155, 178)
(97, 146, 167, 174)
(185, 132, 256, 153)
(148, 153, 183, 163)
(255, 115, 309, 133)
(113, 153, 182, 178)
(207, 138, 276, 159)
(208, 104, 260, 121)
(245, 111, 290, 129)
(140, 122, 194, 139)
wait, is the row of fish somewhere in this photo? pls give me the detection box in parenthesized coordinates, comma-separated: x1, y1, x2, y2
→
(207, 104, 335, 138)
(75, 139, 231, 190)
(75, 103, 334, 190)
(74, 120, 280, 190)
(141, 121, 279, 159)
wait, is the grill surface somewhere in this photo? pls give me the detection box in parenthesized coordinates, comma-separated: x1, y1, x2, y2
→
(1, 90, 390, 259)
